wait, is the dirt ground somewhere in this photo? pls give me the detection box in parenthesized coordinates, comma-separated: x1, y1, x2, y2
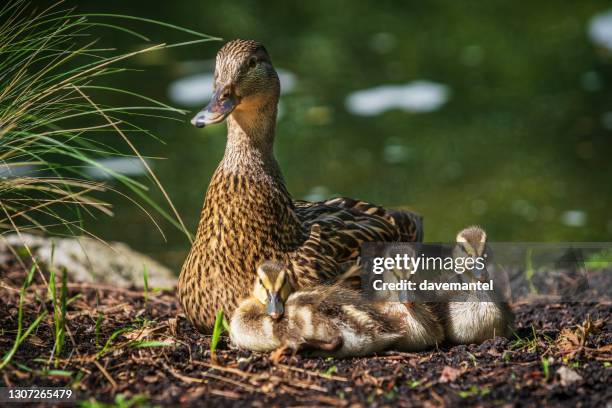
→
(0, 256, 610, 407)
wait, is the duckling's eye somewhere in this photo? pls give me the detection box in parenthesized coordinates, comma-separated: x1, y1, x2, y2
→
(247, 57, 257, 69)
(457, 243, 469, 256)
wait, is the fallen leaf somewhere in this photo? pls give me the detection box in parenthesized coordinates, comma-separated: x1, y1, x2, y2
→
(123, 326, 156, 341)
(28, 334, 44, 347)
(556, 317, 603, 356)
(557, 366, 582, 387)
(439, 366, 462, 383)
(556, 328, 580, 355)
(575, 317, 603, 345)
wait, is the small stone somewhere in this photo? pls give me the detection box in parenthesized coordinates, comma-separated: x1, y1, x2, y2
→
(438, 365, 462, 383)
(557, 366, 582, 386)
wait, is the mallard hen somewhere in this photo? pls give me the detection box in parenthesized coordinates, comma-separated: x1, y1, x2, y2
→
(230, 261, 401, 357)
(179, 39, 423, 331)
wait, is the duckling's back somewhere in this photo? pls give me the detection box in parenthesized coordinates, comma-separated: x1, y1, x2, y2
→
(285, 285, 401, 357)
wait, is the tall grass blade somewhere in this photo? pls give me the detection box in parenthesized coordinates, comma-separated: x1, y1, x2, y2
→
(0, 265, 49, 370)
(0, 1, 218, 244)
(210, 309, 225, 365)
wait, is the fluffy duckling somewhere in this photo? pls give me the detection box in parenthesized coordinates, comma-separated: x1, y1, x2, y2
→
(230, 261, 401, 357)
(373, 257, 445, 350)
(376, 302, 445, 351)
(444, 226, 515, 344)
(229, 261, 297, 352)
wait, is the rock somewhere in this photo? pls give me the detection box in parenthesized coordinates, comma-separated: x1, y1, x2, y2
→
(556, 366, 582, 387)
(438, 365, 462, 383)
(2, 233, 175, 289)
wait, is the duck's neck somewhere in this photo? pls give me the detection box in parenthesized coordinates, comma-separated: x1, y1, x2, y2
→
(222, 104, 277, 172)
(198, 102, 305, 251)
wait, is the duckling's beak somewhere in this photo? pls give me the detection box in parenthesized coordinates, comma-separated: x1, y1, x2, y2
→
(471, 259, 488, 281)
(398, 288, 410, 303)
(191, 86, 238, 128)
(266, 293, 284, 320)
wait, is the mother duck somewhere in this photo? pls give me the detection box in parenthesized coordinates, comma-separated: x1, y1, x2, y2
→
(178, 39, 422, 331)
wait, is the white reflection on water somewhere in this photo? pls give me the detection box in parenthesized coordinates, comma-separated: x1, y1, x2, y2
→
(561, 210, 587, 227)
(168, 73, 214, 107)
(0, 163, 37, 178)
(345, 80, 450, 116)
(168, 68, 297, 107)
(85, 157, 148, 180)
(589, 9, 612, 51)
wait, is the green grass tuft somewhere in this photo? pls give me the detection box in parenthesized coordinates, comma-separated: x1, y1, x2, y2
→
(143, 264, 149, 306)
(0, 0, 218, 243)
(49, 266, 69, 367)
(0, 265, 49, 370)
(210, 309, 226, 364)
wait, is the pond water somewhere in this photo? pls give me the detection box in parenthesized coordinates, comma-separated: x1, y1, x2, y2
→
(71, 1, 612, 270)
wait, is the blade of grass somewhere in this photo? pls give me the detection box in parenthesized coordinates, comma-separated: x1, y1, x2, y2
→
(0, 265, 49, 370)
(130, 340, 173, 348)
(210, 309, 225, 365)
(142, 264, 149, 307)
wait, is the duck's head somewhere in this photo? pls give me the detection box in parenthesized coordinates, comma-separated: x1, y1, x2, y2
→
(454, 226, 489, 281)
(253, 260, 293, 320)
(192, 39, 280, 128)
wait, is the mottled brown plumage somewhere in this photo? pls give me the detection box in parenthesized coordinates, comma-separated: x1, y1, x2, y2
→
(178, 39, 423, 331)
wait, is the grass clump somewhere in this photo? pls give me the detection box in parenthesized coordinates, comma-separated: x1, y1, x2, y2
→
(48, 266, 68, 367)
(0, 0, 219, 377)
(0, 0, 218, 243)
(0, 265, 48, 370)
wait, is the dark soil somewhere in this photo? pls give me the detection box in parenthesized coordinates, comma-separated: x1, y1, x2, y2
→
(0, 255, 610, 407)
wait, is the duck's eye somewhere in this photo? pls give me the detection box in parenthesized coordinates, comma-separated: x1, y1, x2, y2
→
(248, 57, 257, 69)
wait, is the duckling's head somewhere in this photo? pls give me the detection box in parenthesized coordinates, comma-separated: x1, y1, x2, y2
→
(192, 39, 280, 128)
(454, 226, 488, 280)
(252, 260, 293, 320)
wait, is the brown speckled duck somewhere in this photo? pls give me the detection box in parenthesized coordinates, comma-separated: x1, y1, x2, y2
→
(178, 39, 423, 332)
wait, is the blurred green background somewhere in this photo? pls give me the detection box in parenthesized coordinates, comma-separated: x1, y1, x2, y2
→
(71, 1, 612, 270)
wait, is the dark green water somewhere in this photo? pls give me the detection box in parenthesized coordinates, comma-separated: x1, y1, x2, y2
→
(73, 1, 612, 270)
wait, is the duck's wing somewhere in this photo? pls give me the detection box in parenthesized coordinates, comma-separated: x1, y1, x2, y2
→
(294, 196, 423, 243)
(289, 224, 340, 284)
(289, 198, 422, 287)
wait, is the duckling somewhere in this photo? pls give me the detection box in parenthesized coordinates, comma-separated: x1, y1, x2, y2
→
(376, 302, 445, 351)
(372, 253, 445, 350)
(229, 261, 300, 352)
(444, 226, 515, 344)
(230, 261, 401, 357)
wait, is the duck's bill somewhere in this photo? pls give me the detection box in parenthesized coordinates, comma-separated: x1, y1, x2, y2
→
(266, 293, 284, 320)
(471, 262, 488, 281)
(191, 89, 237, 128)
